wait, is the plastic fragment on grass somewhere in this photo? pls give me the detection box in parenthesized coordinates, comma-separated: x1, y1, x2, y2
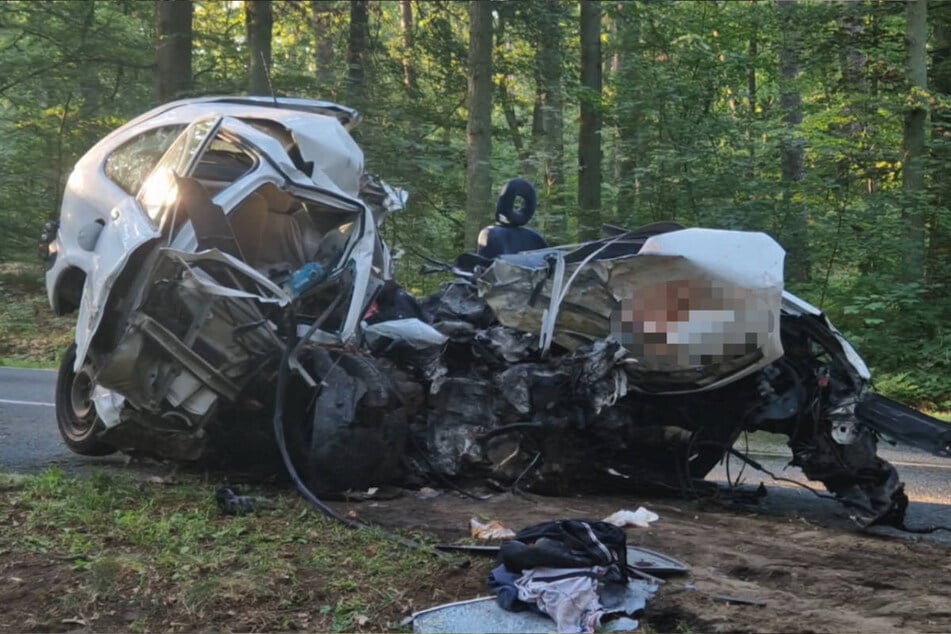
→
(602, 507, 659, 528)
(470, 517, 517, 540)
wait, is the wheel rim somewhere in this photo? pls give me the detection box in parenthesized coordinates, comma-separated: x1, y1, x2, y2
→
(68, 365, 96, 428)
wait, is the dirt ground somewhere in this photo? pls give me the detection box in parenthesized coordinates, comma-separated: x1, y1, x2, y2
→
(2, 486, 949, 633)
(343, 489, 951, 633)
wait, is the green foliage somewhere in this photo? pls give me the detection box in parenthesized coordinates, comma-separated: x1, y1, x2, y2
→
(0, 0, 948, 402)
(0, 263, 73, 366)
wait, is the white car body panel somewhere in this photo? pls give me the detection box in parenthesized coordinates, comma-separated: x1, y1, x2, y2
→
(781, 290, 872, 380)
(47, 97, 369, 314)
(73, 196, 160, 370)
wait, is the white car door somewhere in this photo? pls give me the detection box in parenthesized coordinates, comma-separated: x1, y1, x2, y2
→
(72, 117, 224, 369)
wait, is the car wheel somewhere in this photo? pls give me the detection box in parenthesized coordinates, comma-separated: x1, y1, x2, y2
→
(55, 343, 115, 456)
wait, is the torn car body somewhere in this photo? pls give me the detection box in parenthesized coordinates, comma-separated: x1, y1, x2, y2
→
(43, 98, 950, 529)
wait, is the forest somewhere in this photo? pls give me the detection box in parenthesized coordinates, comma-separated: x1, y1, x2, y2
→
(0, 0, 948, 408)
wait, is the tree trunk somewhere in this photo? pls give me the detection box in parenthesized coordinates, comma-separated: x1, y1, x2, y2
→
(578, 0, 602, 241)
(155, 0, 192, 103)
(746, 10, 757, 179)
(614, 6, 641, 223)
(498, 75, 534, 175)
(495, 7, 532, 174)
(902, 0, 928, 282)
(464, 0, 493, 251)
(533, 0, 567, 236)
(778, 0, 808, 282)
(312, 0, 337, 95)
(928, 20, 951, 290)
(246, 0, 273, 96)
(78, 2, 101, 118)
(347, 0, 370, 106)
(399, 0, 419, 98)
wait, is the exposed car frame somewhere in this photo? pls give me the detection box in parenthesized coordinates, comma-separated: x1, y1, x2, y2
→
(41, 97, 951, 531)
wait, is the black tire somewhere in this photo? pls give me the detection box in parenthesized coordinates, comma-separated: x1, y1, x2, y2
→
(55, 343, 115, 456)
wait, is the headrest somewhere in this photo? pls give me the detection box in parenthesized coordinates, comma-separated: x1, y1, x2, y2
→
(495, 178, 537, 227)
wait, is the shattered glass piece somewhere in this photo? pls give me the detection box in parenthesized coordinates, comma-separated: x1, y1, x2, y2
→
(413, 597, 641, 633)
(624, 547, 689, 576)
(599, 578, 659, 616)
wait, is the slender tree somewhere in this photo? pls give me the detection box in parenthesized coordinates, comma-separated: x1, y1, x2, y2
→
(533, 1, 567, 234)
(246, 0, 273, 96)
(155, 0, 193, 102)
(777, 0, 808, 281)
(496, 6, 534, 176)
(578, 0, 602, 240)
(312, 1, 337, 95)
(902, 0, 928, 282)
(77, 2, 102, 119)
(746, 6, 758, 178)
(928, 10, 951, 290)
(465, 0, 493, 250)
(613, 4, 642, 224)
(399, 0, 419, 98)
(346, 0, 370, 106)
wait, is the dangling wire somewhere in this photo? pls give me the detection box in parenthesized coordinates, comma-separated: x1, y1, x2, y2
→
(272, 308, 452, 558)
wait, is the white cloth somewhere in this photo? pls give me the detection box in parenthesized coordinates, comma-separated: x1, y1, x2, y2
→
(514, 567, 605, 633)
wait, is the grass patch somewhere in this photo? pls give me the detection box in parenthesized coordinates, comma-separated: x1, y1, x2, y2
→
(0, 262, 73, 368)
(0, 468, 484, 632)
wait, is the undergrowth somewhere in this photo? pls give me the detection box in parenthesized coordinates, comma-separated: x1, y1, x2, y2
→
(0, 469, 468, 632)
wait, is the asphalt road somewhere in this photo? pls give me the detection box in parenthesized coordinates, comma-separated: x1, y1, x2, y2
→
(2, 366, 949, 544)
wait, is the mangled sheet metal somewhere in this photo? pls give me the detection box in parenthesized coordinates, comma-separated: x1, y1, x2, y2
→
(43, 96, 951, 531)
(479, 228, 784, 394)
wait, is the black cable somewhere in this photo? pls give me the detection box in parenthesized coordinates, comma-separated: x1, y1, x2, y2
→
(721, 445, 839, 501)
(272, 309, 452, 558)
(689, 438, 837, 501)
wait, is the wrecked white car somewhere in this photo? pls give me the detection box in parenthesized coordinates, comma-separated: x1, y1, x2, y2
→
(40, 97, 950, 529)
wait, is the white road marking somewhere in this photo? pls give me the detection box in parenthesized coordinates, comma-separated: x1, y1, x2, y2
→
(0, 399, 55, 408)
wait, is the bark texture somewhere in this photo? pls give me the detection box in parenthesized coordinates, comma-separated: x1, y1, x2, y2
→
(578, 0, 603, 240)
(902, 0, 928, 282)
(464, 0, 494, 251)
(246, 0, 273, 96)
(155, 0, 193, 102)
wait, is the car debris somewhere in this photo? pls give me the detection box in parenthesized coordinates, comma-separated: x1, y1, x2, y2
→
(471, 518, 517, 540)
(478, 519, 658, 633)
(623, 547, 689, 578)
(602, 508, 659, 529)
(412, 596, 642, 634)
(41, 96, 951, 532)
(215, 486, 273, 515)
